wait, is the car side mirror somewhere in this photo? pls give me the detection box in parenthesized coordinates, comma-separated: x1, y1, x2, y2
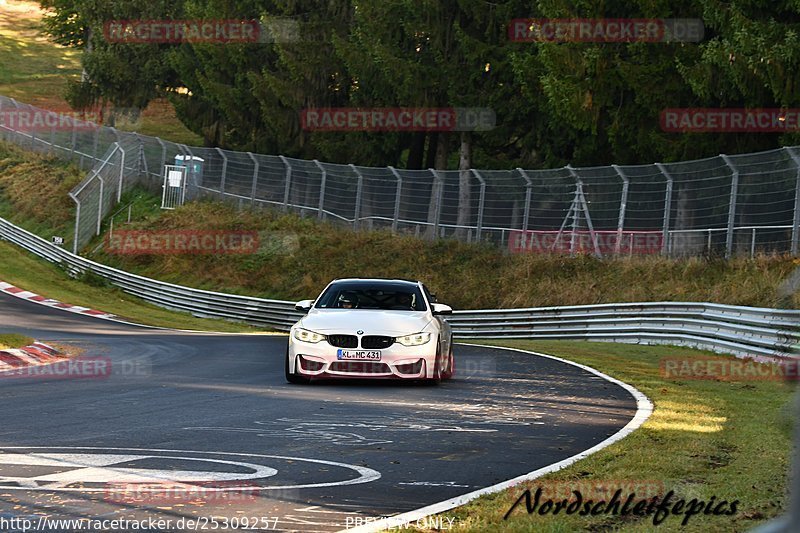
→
(432, 303, 452, 315)
(294, 299, 314, 313)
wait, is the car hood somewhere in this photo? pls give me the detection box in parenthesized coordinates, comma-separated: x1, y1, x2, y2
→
(299, 309, 432, 336)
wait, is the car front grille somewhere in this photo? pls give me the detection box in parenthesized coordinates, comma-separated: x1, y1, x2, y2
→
(361, 335, 394, 349)
(327, 334, 358, 348)
(329, 361, 391, 374)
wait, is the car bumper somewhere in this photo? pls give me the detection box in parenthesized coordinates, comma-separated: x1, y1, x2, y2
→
(288, 338, 437, 379)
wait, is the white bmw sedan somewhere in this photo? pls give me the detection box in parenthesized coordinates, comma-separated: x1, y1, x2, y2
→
(286, 278, 454, 384)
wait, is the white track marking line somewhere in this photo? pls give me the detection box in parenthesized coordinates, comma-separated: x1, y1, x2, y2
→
(342, 342, 654, 533)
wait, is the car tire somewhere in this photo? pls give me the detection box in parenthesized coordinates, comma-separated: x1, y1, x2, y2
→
(285, 348, 309, 384)
(441, 343, 454, 380)
(429, 340, 444, 385)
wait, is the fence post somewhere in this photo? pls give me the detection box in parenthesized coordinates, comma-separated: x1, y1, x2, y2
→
(785, 147, 800, 256)
(29, 109, 37, 150)
(117, 143, 126, 202)
(156, 137, 167, 191)
(216, 148, 228, 196)
(388, 166, 402, 233)
(279, 155, 291, 211)
(178, 144, 194, 205)
(612, 164, 630, 256)
(247, 152, 259, 206)
(721, 154, 739, 259)
(314, 159, 326, 220)
(564, 165, 602, 258)
(471, 169, 486, 242)
(9, 98, 19, 145)
(350, 164, 363, 229)
(97, 174, 105, 236)
(430, 169, 445, 239)
(517, 168, 533, 234)
(134, 134, 147, 179)
(49, 121, 56, 157)
(92, 126, 100, 164)
(655, 163, 674, 256)
(70, 118, 78, 160)
(70, 193, 80, 254)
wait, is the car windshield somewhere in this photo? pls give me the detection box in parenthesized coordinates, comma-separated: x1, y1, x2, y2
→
(315, 282, 427, 311)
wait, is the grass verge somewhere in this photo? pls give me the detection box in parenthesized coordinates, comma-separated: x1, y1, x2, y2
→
(0, 333, 34, 350)
(0, 240, 258, 332)
(433, 340, 794, 532)
(87, 198, 800, 310)
(0, 140, 83, 249)
(0, 1, 201, 145)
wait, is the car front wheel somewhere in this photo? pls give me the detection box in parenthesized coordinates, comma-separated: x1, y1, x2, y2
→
(441, 343, 454, 380)
(285, 348, 309, 384)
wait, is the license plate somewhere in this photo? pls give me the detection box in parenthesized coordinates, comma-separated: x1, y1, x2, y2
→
(337, 349, 381, 361)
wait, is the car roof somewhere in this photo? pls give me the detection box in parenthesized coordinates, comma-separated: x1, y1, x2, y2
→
(331, 278, 421, 287)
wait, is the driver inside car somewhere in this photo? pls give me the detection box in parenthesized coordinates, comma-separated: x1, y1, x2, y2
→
(337, 292, 358, 309)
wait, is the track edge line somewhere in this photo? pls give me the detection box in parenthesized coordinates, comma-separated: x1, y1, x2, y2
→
(341, 341, 654, 533)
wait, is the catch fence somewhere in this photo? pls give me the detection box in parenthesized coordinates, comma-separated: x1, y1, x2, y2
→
(1, 95, 799, 257)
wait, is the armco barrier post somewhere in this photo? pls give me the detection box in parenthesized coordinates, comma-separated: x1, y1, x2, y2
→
(721, 154, 739, 259)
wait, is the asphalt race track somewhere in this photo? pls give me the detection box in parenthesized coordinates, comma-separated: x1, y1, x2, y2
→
(0, 290, 638, 532)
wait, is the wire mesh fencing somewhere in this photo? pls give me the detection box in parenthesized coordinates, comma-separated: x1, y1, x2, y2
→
(2, 94, 800, 258)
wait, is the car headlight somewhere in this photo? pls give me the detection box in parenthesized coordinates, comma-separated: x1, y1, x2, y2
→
(395, 332, 431, 347)
(293, 328, 326, 343)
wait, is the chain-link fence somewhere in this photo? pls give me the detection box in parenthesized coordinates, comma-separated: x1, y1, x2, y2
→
(2, 94, 800, 258)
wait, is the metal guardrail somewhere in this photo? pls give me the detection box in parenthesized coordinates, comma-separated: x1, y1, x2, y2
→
(1, 215, 799, 360)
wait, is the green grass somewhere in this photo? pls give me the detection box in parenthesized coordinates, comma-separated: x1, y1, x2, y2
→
(0, 0, 81, 108)
(0, 140, 83, 248)
(0, 239, 259, 332)
(431, 340, 794, 532)
(0, 333, 34, 350)
(0, 1, 201, 145)
(80, 198, 800, 310)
